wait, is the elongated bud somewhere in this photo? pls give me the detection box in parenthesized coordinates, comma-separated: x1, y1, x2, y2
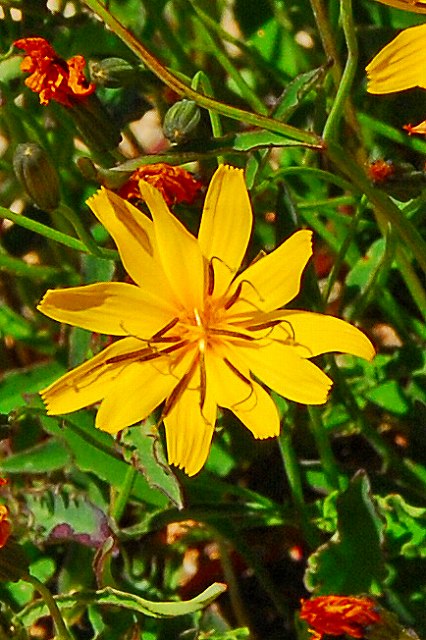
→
(89, 57, 145, 89)
(163, 99, 201, 144)
(13, 142, 60, 211)
(70, 93, 122, 153)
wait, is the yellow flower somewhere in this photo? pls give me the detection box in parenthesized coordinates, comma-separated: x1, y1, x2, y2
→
(366, 23, 426, 94)
(371, 0, 426, 12)
(38, 166, 374, 476)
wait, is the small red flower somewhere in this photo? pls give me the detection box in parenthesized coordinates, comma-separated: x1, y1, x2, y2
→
(367, 160, 395, 184)
(0, 505, 11, 548)
(300, 596, 381, 640)
(118, 163, 203, 206)
(14, 37, 95, 107)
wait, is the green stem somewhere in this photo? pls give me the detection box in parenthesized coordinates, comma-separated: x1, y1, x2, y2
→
(110, 465, 137, 524)
(81, 0, 322, 146)
(191, 71, 224, 165)
(57, 203, 103, 257)
(309, 0, 343, 85)
(323, 0, 357, 141)
(188, 7, 268, 114)
(0, 205, 119, 261)
(278, 427, 319, 548)
(308, 407, 347, 491)
(24, 574, 74, 640)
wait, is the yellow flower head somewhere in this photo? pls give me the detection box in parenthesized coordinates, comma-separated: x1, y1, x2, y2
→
(372, 0, 426, 12)
(38, 166, 374, 476)
(366, 23, 426, 94)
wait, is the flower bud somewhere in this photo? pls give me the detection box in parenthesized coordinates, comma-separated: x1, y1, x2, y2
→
(70, 94, 122, 153)
(163, 99, 201, 144)
(13, 142, 60, 212)
(89, 57, 144, 89)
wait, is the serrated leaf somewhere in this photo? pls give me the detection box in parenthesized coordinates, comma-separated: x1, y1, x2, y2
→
(377, 494, 426, 558)
(121, 421, 184, 508)
(304, 472, 386, 595)
(40, 413, 167, 508)
(25, 490, 111, 548)
(0, 439, 70, 473)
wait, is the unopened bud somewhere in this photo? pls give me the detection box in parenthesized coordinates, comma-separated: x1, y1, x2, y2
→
(89, 57, 144, 89)
(163, 99, 201, 144)
(13, 143, 60, 212)
(70, 93, 122, 153)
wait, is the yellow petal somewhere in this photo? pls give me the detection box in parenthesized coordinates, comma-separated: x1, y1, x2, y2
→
(138, 180, 205, 310)
(86, 188, 177, 302)
(40, 337, 145, 415)
(206, 352, 280, 438)
(164, 370, 217, 476)
(227, 230, 313, 315)
(38, 283, 176, 337)
(366, 24, 426, 94)
(232, 341, 333, 405)
(373, 0, 426, 13)
(241, 310, 375, 361)
(198, 165, 252, 297)
(95, 360, 176, 434)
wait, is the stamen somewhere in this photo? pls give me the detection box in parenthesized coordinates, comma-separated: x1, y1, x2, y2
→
(162, 352, 199, 418)
(106, 340, 189, 365)
(209, 328, 256, 341)
(207, 260, 215, 296)
(223, 358, 255, 408)
(151, 317, 179, 340)
(224, 279, 264, 310)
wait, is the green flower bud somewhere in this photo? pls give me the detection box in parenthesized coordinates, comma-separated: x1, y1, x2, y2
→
(163, 99, 201, 144)
(89, 57, 144, 89)
(13, 142, 60, 212)
(70, 94, 122, 153)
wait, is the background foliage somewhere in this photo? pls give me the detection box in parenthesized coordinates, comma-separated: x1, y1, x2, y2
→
(0, 0, 426, 638)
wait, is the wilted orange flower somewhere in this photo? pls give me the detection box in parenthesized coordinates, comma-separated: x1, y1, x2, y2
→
(300, 596, 381, 640)
(0, 505, 11, 548)
(118, 163, 203, 206)
(367, 160, 395, 183)
(14, 37, 95, 107)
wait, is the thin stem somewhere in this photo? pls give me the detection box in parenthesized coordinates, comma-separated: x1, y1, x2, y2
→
(81, 0, 322, 146)
(24, 573, 74, 640)
(0, 205, 119, 261)
(309, 0, 343, 85)
(57, 203, 103, 257)
(110, 465, 137, 524)
(308, 407, 347, 491)
(278, 427, 319, 548)
(323, 0, 358, 141)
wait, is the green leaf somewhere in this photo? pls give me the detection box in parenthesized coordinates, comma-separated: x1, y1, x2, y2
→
(18, 583, 227, 626)
(0, 439, 70, 474)
(377, 494, 426, 558)
(0, 362, 65, 413)
(365, 380, 409, 415)
(305, 472, 386, 595)
(40, 413, 167, 508)
(121, 421, 184, 508)
(25, 490, 111, 547)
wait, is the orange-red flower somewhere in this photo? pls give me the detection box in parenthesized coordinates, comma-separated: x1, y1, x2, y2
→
(14, 37, 95, 107)
(0, 505, 11, 548)
(367, 160, 395, 184)
(118, 163, 203, 207)
(300, 596, 381, 640)
(403, 121, 426, 136)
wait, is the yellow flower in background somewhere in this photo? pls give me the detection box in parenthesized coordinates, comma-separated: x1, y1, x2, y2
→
(38, 166, 374, 476)
(366, 5, 426, 135)
(372, 0, 426, 12)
